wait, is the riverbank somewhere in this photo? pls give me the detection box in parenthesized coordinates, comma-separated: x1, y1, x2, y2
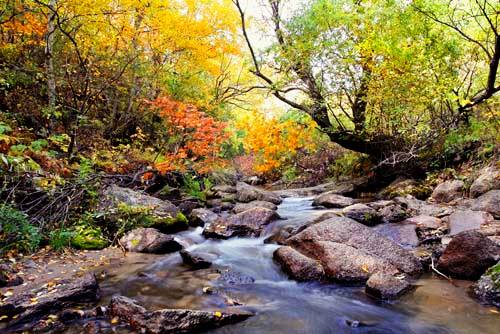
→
(1, 165, 500, 333)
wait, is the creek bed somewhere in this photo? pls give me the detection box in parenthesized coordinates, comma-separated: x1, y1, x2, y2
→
(76, 197, 500, 334)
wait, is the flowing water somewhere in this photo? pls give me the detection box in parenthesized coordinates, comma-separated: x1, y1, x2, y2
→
(97, 197, 500, 334)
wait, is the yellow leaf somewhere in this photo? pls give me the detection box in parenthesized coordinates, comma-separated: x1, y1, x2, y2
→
(214, 311, 222, 318)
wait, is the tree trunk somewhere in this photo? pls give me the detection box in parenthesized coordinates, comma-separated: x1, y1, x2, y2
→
(45, 0, 57, 124)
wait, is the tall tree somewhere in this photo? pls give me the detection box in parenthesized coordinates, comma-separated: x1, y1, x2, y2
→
(233, 0, 499, 167)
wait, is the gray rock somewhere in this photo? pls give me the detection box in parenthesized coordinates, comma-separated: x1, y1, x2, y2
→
(274, 179, 360, 197)
(189, 208, 219, 227)
(109, 295, 253, 334)
(102, 185, 187, 233)
(473, 262, 500, 307)
(470, 166, 500, 198)
(235, 182, 282, 204)
(179, 249, 215, 269)
(471, 190, 500, 219)
(120, 228, 183, 254)
(404, 215, 442, 229)
(287, 217, 423, 277)
(437, 230, 500, 280)
(203, 207, 279, 239)
(273, 246, 324, 281)
(0, 274, 99, 327)
(394, 195, 454, 218)
(373, 222, 419, 248)
(365, 272, 412, 300)
(0, 264, 23, 287)
(312, 192, 356, 208)
(233, 200, 278, 214)
(378, 203, 409, 223)
(104, 184, 179, 217)
(213, 185, 237, 194)
(342, 203, 381, 226)
(431, 180, 465, 203)
(447, 210, 494, 236)
(367, 200, 395, 211)
(242, 175, 263, 185)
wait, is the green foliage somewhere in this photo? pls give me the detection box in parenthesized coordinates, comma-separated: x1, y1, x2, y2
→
(0, 204, 41, 254)
(30, 139, 49, 152)
(182, 175, 213, 202)
(49, 228, 75, 251)
(282, 166, 298, 182)
(443, 117, 499, 163)
(330, 152, 371, 179)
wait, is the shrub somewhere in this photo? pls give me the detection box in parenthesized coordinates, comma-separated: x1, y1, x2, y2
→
(0, 204, 41, 254)
(49, 228, 75, 251)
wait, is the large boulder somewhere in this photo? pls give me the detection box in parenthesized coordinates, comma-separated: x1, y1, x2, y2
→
(470, 166, 500, 198)
(365, 272, 412, 300)
(235, 182, 282, 204)
(431, 180, 465, 203)
(109, 295, 253, 334)
(473, 262, 500, 307)
(233, 201, 278, 214)
(273, 246, 324, 281)
(342, 203, 381, 226)
(189, 208, 219, 227)
(119, 228, 183, 254)
(203, 207, 279, 239)
(471, 190, 500, 219)
(102, 185, 188, 233)
(283, 217, 422, 282)
(0, 273, 99, 327)
(437, 230, 500, 280)
(446, 210, 494, 236)
(312, 192, 356, 208)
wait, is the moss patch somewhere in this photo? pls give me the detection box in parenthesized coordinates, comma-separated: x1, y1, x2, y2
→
(71, 225, 108, 250)
(150, 212, 189, 233)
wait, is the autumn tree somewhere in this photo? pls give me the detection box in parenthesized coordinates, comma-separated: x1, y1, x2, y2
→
(233, 0, 499, 170)
(149, 96, 228, 174)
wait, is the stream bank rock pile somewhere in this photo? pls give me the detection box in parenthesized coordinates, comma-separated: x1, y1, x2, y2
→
(270, 164, 500, 303)
(274, 217, 422, 299)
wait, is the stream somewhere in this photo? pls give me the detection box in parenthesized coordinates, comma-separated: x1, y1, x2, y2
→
(90, 197, 500, 333)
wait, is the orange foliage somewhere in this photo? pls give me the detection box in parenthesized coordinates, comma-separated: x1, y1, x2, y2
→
(1, 12, 46, 46)
(235, 112, 319, 176)
(149, 97, 228, 174)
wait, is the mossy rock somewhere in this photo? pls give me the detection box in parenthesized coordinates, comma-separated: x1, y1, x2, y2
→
(71, 225, 108, 250)
(148, 212, 189, 234)
(380, 179, 433, 200)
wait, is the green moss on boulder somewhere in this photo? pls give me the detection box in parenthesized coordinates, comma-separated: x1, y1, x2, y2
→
(71, 225, 108, 250)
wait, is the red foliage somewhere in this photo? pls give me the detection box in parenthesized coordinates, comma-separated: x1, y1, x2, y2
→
(149, 97, 228, 174)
